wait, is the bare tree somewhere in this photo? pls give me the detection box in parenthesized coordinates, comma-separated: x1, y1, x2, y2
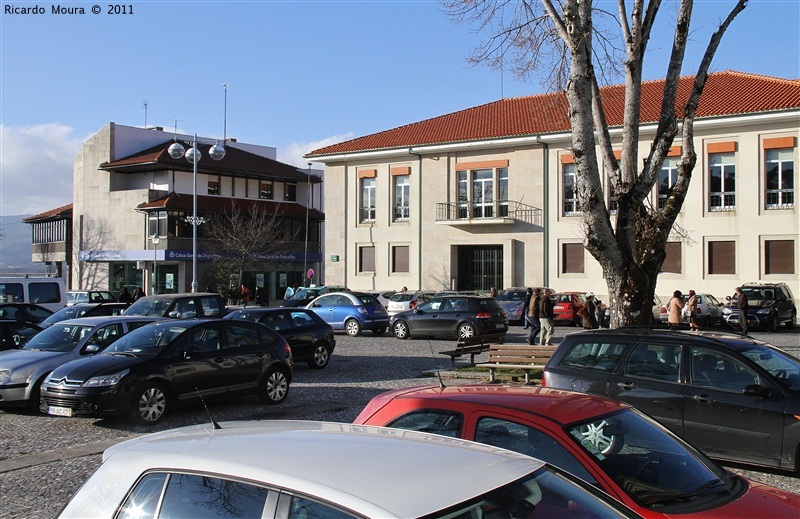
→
(443, 0, 747, 326)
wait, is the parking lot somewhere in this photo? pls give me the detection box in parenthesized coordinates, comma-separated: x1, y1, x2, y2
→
(1, 324, 798, 518)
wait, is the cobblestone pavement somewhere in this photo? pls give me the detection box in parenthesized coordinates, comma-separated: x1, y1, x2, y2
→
(1, 325, 798, 518)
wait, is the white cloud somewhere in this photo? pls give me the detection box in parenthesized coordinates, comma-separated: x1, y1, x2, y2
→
(277, 133, 355, 169)
(0, 123, 86, 216)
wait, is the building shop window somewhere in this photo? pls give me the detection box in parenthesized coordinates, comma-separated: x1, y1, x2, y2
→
(661, 242, 682, 273)
(563, 163, 579, 215)
(709, 150, 736, 211)
(148, 211, 167, 238)
(765, 240, 795, 275)
(765, 149, 794, 209)
(658, 157, 679, 210)
(359, 246, 375, 273)
(284, 183, 297, 202)
(562, 243, 584, 274)
(360, 177, 376, 222)
(260, 181, 273, 200)
(393, 174, 410, 221)
(708, 240, 735, 275)
(207, 180, 219, 195)
(392, 245, 410, 273)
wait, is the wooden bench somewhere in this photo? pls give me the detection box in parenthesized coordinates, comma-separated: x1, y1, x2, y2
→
(439, 333, 506, 366)
(476, 344, 556, 383)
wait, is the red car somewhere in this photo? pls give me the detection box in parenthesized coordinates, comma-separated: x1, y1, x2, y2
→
(355, 384, 800, 518)
(552, 292, 586, 325)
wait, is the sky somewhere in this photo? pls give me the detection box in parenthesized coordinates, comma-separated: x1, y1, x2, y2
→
(1, 0, 798, 216)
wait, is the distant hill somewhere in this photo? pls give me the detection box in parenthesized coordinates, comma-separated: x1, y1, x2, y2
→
(0, 215, 45, 275)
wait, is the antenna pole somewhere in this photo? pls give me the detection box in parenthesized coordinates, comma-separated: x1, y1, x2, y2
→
(143, 100, 148, 129)
(222, 83, 228, 142)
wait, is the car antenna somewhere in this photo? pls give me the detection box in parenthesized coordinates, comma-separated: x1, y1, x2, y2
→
(426, 336, 446, 388)
(195, 387, 222, 429)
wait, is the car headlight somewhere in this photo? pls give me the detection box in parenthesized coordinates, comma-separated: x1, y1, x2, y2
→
(0, 370, 11, 384)
(756, 308, 771, 315)
(84, 369, 129, 387)
(722, 308, 731, 315)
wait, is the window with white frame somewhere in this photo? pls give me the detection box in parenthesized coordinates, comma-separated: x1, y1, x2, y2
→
(260, 181, 273, 200)
(458, 170, 469, 218)
(472, 169, 494, 218)
(498, 168, 509, 217)
(709, 152, 736, 211)
(360, 177, 376, 222)
(658, 157, 679, 209)
(393, 175, 410, 220)
(455, 165, 508, 219)
(563, 163, 579, 215)
(148, 211, 167, 238)
(765, 149, 794, 209)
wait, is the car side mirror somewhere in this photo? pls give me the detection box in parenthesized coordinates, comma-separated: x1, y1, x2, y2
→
(168, 310, 181, 318)
(743, 384, 772, 398)
(84, 344, 101, 354)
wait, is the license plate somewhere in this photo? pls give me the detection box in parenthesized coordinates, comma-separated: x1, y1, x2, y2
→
(554, 305, 564, 310)
(47, 406, 72, 417)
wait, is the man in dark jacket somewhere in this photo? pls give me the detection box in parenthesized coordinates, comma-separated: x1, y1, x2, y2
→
(539, 292, 556, 346)
(523, 288, 533, 330)
(735, 286, 749, 336)
(527, 289, 541, 345)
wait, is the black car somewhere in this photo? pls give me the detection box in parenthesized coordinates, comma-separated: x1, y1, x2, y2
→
(39, 302, 130, 328)
(542, 327, 800, 471)
(281, 285, 349, 308)
(0, 303, 54, 324)
(0, 320, 42, 350)
(123, 292, 227, 319)
(225, 307, 335, 369)
(390, 295, 508, 340)
(722, 282, 797, 332)
(40, 319, 292, 425)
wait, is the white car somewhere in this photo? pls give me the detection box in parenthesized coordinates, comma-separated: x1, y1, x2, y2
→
(58, 421, 640, 519)
(658, 292, 724, 326)
(386, 290, 435, 316)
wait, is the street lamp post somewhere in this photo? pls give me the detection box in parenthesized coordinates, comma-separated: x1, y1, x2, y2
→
(168, 134, 226, 293)
(151, 233, 159, 294)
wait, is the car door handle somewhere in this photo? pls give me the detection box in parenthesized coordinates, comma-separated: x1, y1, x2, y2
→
(691, 394, 713, 404)
(616, 382, 636, 390)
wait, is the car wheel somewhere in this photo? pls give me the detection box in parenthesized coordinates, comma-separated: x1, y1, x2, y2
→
(458, 323, 476, 339)
(130, 382, 168, 425)
(393, 321, 410, 339)
(345, 319, 362, 337)
(770, 313, 780, 333)
(575, 420, 622, 455)
(258, 367, 289, 405)
(28, 375, 47, 411)
(788, 311, 796, 329)
(372, 327, 386, 336)
(307, 343, 331, 369)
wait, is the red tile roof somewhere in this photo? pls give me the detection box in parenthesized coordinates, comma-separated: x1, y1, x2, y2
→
(23, 204, 73, 222)
(307, 71, 800, 157)
(136, 192, 325, 221)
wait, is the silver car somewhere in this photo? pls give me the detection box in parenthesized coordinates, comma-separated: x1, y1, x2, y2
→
(0, 316, 161, 408)
(658, 293, 724, 326)
(386, 290, 435, 316)
(58, 421, 640, 518)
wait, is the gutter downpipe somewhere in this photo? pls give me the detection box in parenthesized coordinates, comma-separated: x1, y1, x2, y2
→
(409, 148, 423, 290)
(539, 136, 550, 287)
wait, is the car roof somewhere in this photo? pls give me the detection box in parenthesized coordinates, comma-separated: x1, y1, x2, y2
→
(136, 292, 218, 300)
(567, 327, 781, 354)
(371, 384, 629, 425)
(55, 315, 164, 326)
(74, 421, 545, 518)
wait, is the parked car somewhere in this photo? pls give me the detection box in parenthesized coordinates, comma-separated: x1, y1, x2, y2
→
(0, 276, 67, 312)
(0, 320, 42, 351)
(367, 289, 396, 308)
(386, 290, 436, 316)
(495, 287, 529, 324)
(552, 292, 586, 326)
(39, 302, 130, 328)
(542, 328, 800, 471)
(0, 303, 53, 324)
(40, 319, 292, 424)
(225, 307, 335, 369)
(433, 290, 479, 297)
(355, 384, 800, 518)
(281, 285, 349, 308)
(0, 316, 160, 409)
(657, 293, 724, 327)
(305, 291, 389, 337)
(123, 292, 227, 319)
(721, 282, 797, 331)
(57, 420, 642, 519)
(390, 295, 508, 340)
(66, 290, 118, 305)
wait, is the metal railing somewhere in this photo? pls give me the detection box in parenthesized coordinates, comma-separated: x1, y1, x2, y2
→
(436, 200, 542, 226)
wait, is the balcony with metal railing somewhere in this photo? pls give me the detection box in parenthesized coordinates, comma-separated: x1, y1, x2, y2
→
(435, 200, 542, 227)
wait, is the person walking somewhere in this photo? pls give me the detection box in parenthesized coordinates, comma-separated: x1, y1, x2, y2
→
(240, 284, 250, 307)
(527, 288, 542, 345)
(539, 291, 555, 346)
(686, 290, 699, 331)
(490, 287, 498, 298)
(735, 286, 749, 336)
(133, 287, 145, 301)
(581, 292, 599, 329)
(118, 286, 133, 303)
(522, 288, 533, 329)
(668, 290, 684, 329)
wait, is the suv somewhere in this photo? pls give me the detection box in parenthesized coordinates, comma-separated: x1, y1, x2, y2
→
(123, 292, 227, 319)
(390, 295, 508, 339)
(722, 282, 797, 331)
(542, 327, 800, 471)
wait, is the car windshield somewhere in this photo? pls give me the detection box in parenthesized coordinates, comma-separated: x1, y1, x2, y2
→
(740, 344, 800, 392)
(741, 287, 776, 301)
(67, 292, 89, 304)
(496, 291, 526, 302)
(124, 297, 173, 316)
(22, 324, 95, 352)
(567, 409, 731, 509)
(293, 288, 321, 300)
(390, 293, 415, 302)
(102, 324, 186, 357)
(40, 306, 87, 324)
(357, 295, 381, 306)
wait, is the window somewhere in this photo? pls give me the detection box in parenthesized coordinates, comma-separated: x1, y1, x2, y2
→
(765, 239, 795, 274)
(199, 296, 224, 317)
(709, 152, 735, 211)
(360, 177, 376, 222)
(455, 166, 507, 219)
(207, 180, 219, 195)
(561, 243, 584, 274)
(472, 169, 494, 218)
(359, 245, 375, 273)
(259, 181, 273, 199)
(393, 174, 410, 220)
(287, 495, 355, 519)
(560, 341, 627, 372)
(499, 168, 509, 216)
(661, 242, 682, 273)
(284, 183, 297, 201)
(624, 343, 682, 382)
(148, 211, 167, 238)
(226, 322, 265, 350)
(563, 163, 579, 215)
(765, 149, 794, 208)
(392, 245, 409, 273)
(387, 409, 463, 437)
(708, 240, 735, 275)
(658, 157, 679, 209)
(691, 348, 757, 391)
(458, 170, 469, 218)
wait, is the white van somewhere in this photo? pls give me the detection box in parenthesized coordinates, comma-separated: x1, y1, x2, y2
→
(0, 276, 67, 312)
